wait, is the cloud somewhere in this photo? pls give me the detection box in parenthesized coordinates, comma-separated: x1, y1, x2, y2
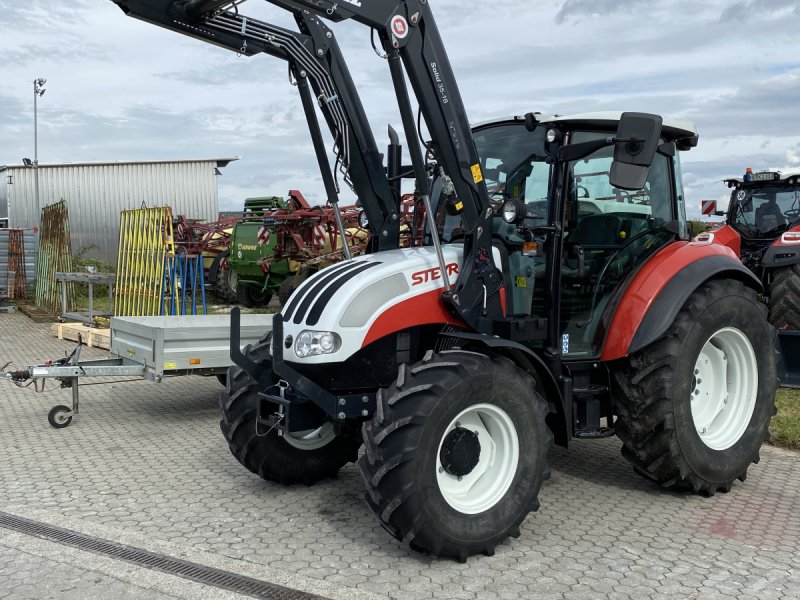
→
(2, 0, 799, 217)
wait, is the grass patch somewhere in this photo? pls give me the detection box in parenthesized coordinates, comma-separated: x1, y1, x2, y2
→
(769, 387, 800, 450)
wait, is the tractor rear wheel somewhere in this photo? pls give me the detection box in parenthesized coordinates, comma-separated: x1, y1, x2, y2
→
(212, 251, 238, 304)
(219, 337, 360, 484)
(769, 263, 800, 329)
(278, 269, 312, 307)
(235, 283, 272, 308)
(613, 279, 777, 495)
(359, 350, 552, 561)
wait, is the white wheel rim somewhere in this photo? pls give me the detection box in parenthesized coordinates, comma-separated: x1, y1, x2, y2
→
(690, 327, 758, 451)
(282, 422, 335, 450)
(436, 403, 519, 514)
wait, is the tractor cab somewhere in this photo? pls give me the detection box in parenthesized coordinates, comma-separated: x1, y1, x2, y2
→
(435, 113, 698, 357)
(724, 169, 800, 273)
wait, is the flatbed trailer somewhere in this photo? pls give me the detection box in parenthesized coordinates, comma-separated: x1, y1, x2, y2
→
(3, 314, 273, 428)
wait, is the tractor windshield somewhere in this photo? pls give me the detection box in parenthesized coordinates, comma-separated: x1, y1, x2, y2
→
(474, 123, 550, 219)
(730, 185, 800, 238)
(431, 122, 550, 241)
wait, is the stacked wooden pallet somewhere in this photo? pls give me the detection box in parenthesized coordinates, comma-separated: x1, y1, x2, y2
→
(51, 322, 111, 350)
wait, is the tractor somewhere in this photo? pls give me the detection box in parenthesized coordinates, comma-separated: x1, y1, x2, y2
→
(223, 191, 368, 307)
(113, 0, 777, 560)
(707, 168, 800, 329)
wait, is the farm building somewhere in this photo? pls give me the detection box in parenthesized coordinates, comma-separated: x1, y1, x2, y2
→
(0, 158, 237, 263)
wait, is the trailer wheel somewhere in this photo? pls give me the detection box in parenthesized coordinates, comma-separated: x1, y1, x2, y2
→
(218, 338, 360, 485)
(48, 405, 73, 429)
(613, 279, 777, 495)
(212, 251, 238, 304)
(769, 264, 800, 329)
(360, 350, 551, 561)
(235, 283, 272, 308)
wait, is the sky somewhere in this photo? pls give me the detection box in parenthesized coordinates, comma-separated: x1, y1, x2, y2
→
(1, 0, 799, 220)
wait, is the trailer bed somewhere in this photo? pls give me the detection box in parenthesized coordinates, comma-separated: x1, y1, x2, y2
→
(111, 314, 273, 380)
(6, 312, 274, 428)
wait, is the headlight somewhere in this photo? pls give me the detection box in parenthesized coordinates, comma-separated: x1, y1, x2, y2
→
(501, 199, 518, 223)
(294, 330, 342, 358)
(781, 231, 800, 245)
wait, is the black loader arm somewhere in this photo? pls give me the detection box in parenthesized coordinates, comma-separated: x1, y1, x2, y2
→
(269, 0, 504, 331)
(111, 0, 400, 249)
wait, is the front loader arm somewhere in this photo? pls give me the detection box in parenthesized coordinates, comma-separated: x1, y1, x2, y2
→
(268, 0, 504, 329)
(112, 0, 400, 249)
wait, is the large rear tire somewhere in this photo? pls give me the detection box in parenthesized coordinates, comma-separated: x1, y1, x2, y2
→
(278, 269, 312, 307)
(359, 350, 552, 561)
(212, 251, 238, 304)
(219, 337, 360, 485)
(235, 283, 272, 308)
(613, 279, 777, 495)
(769, 263, 800, 329)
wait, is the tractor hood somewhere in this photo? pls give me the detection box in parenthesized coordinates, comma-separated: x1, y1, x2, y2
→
(279, 245, 465, 364)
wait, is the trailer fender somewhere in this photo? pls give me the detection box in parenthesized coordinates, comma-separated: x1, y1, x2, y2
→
(601, 245, 763, 362)
(441, 331, 569, 447)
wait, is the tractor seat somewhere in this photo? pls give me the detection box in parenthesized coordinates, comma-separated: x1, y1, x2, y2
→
(563, 214, 624, 281)
(755, 202, 785, 232)
(576, 214, 623, 247)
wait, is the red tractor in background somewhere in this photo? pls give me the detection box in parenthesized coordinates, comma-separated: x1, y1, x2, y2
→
(699, 168, 800, 385)
(706, 168, 800, 329)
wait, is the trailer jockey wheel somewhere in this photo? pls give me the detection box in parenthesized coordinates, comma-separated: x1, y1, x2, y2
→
(48, 405, 73, 429)
(360, 350, 552, 561)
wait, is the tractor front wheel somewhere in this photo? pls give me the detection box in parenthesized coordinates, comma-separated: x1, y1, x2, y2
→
(219, 337, 360, 484)
(769, 263, 800, 329)
(360, 350, 552, 561)
(613, 279, 777, 495)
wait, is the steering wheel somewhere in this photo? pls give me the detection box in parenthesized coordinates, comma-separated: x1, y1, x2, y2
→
(577, 185, 590, 199)
(784, 208, 800, 220)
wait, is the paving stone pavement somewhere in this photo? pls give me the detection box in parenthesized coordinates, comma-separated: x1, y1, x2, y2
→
(0, 312, 799, 600)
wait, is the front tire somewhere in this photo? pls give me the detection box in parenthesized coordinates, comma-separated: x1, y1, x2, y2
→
(769, 263, 800, 329)
(613, 279, 777, 495)
(218, 337, 360, 484)
(359, 350, 552, 561)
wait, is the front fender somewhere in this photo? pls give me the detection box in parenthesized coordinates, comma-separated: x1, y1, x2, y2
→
(762, 224, 800, 268)
(600, 241, 762, 361)
(442, 331, 569, 448)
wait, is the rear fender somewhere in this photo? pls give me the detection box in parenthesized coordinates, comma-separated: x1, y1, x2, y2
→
(601, 242, 762, 361)
(442, 331, 569, 448)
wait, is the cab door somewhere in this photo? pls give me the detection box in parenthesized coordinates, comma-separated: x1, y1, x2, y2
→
(559, 133, 678, 357)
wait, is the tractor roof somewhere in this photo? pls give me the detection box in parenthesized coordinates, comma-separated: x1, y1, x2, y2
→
(724, 168, 800, 186)
(475, 112, 699, 150)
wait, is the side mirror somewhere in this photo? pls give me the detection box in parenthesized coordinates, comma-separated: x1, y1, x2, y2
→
(610, 112, 663, 191)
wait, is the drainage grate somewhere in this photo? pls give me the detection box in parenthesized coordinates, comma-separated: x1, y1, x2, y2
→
(0, 511, 328, 600)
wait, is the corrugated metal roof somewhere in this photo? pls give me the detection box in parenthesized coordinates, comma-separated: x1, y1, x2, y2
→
(0, 158, 238, 170)
(1, 159, 234, 263)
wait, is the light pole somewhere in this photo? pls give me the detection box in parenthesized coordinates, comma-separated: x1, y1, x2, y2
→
(33, 77, 46, 232)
